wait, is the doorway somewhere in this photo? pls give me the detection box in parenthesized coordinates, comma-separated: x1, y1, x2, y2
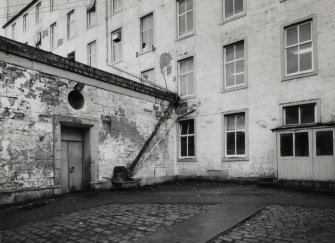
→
(61, 127, 84, 193)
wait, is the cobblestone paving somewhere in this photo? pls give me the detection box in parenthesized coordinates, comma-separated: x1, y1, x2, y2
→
(0, 203, 217, 243)
(210, 205, 335, 243)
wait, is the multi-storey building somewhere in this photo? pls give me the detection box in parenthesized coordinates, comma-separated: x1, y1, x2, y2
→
(2, 0, 335, 191)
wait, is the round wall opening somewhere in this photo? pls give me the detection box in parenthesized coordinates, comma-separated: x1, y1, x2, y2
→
(68, 90, 85, 110)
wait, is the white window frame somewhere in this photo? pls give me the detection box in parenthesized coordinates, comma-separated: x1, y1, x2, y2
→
(281, 100, 320, 126)
(177, 0, 195, 38)
(111, 0, 122, 15)
(141, 68, 155, 84)
(222, 0, 246, 22)
(224, 113, 246, 157)
(11, 23, 16, 40)
(50, 0, 55, 11)
(23, 14, 28, 32)
(140, 13, 154, 53)
(284, 20, 314, 77)
(223, 40, 246, 89)
(35, 2, 41, 23)
(87, 4, 97, 29)
(279, 130, 310, 158)
(178, 119, 196, 160)
(87, 41, 97, 67)
(50, 22, 57, 50)
(178, 57, 195, 98)
(111, 29, 123, 63)
(67, 10, 76, 40)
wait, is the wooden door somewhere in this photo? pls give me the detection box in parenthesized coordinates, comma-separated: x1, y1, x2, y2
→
(312, 128, 335, 181)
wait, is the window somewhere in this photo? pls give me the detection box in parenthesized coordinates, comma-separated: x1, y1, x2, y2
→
(112, 29, 122, 63)
(177, 0, 194, 38)
(87, 4, 97, 28)
(224, 41, 245, 89)
(280, 131, 309, 157)
(179, 119, 195, 158)
(36, 3, 41, 23)
(67, 10, 75, 40)
(67, 52, 75, 61)
(111, 0, 122, 14)
(50, 0, 55, 11)
(50, 23, 57, 50)
(11, 23, 16, 40)
(23, 14, 28, 32)
(140, 13, 154, 52)
(223, 0, 245, 21)
(224, 113, 246, 157)
(284, 103, 316, 125)
(88, 41, 96, 67)
(285, 20, 314, 76)
(316, 131, 334, 156)
(141, 69, 155, 84)
(178, 57, 194, 97)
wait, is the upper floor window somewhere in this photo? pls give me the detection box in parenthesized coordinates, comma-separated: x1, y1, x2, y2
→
(177, 0, 194, 38)
(67, 51, 76, 61)
(178, 57, 194, 97)
(87, 3, 97, 28)
(112, 29, 122, 63)
(140, 13, 154, 52)
(283, 103, 316, 125)
(223, 0, 246, 21)
(50, 0, 55, 11)
(224, 112, 246, 157)
(35, 3, 42, 23)
(50, 22, 57, 50)
(141, 69, 155, 84)
(23, 14, 28, 32)
(11, 23, 16, 40)
(111, 0, 122, 15)
(67, 10, 76, 40)
(179, 119, 195, 159)
(224, 41, 245, 89)
(88, 41, 97, 67)
(285, 20, 314, 77)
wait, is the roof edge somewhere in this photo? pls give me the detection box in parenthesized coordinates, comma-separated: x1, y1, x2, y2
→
(0, 36, 178, 103)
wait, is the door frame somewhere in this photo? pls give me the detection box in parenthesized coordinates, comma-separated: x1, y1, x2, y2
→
(53, 116, 99, 195)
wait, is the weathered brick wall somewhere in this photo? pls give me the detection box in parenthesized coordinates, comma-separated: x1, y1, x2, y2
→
(0, 61, 175, 193)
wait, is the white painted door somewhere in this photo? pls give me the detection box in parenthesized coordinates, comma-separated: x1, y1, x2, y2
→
(312, 128, 335, 181)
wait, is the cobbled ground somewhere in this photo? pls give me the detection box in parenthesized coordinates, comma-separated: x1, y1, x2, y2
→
(0, 203, 218, 243)
(210, 205, 335, 243)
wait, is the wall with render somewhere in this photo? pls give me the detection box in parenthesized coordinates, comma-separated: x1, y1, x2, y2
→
(0, 57, 175, 205)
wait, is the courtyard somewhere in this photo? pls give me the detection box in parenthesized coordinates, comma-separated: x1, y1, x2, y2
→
(1, 181, 335, 243)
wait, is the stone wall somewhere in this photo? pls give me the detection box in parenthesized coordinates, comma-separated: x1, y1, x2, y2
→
(0, 59, 175, 204)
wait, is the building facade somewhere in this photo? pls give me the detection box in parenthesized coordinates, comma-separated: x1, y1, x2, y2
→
(1, 0, 335, 201)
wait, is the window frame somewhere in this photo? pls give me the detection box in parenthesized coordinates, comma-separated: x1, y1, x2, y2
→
(176, 0, 196, 40)
(281, 15, 318, 81)
(222, 39, 247, 91)
(280, 99, 321, 127)
(23, 14, 28, 32)
(111, 28, 123, 63)
(87, 4, 97, 29)
(222, 0, 247, 23)
(177, 56, 196, 99)
(67, 10, 76, 40)
(87, 40, 97, 67)
(50, 22, 57, 50)
(314, 128, 335, 157)
(140, 12, 155, 54)
(141, 68, 156, 84)
(177, 118, 197, 162)
(35, 2, 42, 24)
(11, 23, 16, 40)
(111, 0, 123, 15)
(279, 130, 311, 157)
(222, 109, 249, 161)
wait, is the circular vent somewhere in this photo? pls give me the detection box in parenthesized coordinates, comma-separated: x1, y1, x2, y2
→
(68, 90, 85, 110)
